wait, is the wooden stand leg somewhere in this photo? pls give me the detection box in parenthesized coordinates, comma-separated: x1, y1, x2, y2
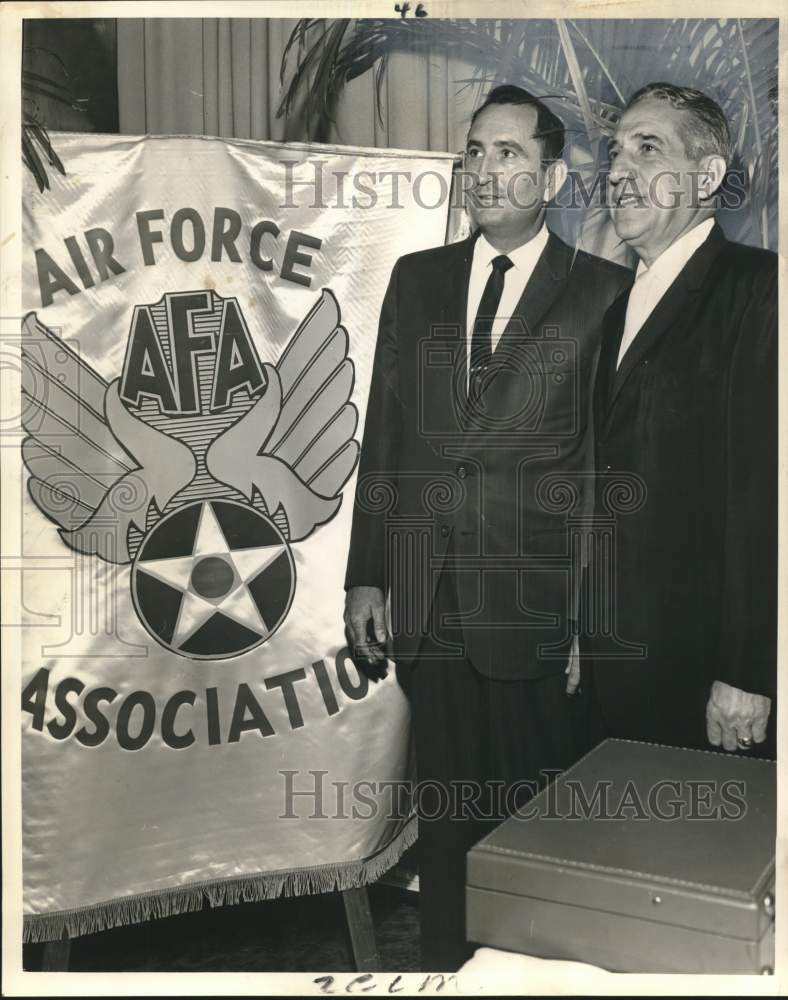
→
(342, 887, 379, 972)
(41, 935, 71, 971)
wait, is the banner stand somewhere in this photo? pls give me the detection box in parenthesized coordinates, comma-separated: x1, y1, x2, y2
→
(38, 883, 383, 971)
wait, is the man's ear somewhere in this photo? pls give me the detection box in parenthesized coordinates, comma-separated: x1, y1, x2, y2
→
(697, 154, 727, 202)
(544, 159, 568, 202)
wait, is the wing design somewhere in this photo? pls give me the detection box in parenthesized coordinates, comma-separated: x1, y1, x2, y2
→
(21, 314, 196, 563)
(206, 289, 360, 542)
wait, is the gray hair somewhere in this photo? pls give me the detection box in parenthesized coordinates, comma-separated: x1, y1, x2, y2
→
(626, 82, 732, 162)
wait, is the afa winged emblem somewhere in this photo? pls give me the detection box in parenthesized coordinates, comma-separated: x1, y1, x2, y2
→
(21, 289, 360, 659)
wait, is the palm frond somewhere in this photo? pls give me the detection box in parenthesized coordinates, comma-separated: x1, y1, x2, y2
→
(21, 45, 78, 192)
(556, 20, 599, 142)
(27, 123, 66, 175)
(566, 20, 625, 104)
(22, 69, 74, 94)
(22, 80, 83, 109)
(277, 19, 354, 127)
(22, 127, 49, 192)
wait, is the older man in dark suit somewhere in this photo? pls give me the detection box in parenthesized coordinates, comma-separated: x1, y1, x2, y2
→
(344, 85, 631, 970)
(585, 83, 777, 755)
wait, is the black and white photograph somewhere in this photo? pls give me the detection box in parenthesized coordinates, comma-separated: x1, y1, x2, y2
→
(0, 2, 782, 994)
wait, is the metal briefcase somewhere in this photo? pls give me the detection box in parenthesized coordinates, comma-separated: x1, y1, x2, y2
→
(466, 739, 775, 973)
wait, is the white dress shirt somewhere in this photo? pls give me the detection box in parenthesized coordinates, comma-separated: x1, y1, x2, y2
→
(466, 225, 550, 373)
(616, 218, 715, 368)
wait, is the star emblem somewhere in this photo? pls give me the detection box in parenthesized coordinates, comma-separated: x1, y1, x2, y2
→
(131, 499, 296, 659)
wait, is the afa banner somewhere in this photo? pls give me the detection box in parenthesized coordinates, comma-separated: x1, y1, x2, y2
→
(18, 132, 455, 941)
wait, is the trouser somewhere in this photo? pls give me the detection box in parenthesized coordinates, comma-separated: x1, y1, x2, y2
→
(402, 569, 590, 971)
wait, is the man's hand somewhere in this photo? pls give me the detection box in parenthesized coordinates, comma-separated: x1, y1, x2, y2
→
(565, 633, 581, 695)
(706, 680, 771, 752)
(344, 586, 388, 664)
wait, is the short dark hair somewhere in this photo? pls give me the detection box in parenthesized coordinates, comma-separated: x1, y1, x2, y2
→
(470, 84, 565, 162)
(625, 83, 732, 162)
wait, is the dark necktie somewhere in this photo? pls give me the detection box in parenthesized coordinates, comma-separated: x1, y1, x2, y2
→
(469, 254, 513, 401)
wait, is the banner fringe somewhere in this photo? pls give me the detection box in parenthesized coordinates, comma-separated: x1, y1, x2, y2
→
(23, 819, 417, 944)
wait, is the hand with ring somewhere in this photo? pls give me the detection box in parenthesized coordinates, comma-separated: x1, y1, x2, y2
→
(706, 680, 771, 753)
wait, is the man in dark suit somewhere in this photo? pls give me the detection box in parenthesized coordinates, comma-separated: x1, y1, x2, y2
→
(344, 85, 631, 970)
(585, 83, 777, 755)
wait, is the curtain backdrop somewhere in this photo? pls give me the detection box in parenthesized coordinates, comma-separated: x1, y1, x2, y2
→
(118, 18, 478, 154)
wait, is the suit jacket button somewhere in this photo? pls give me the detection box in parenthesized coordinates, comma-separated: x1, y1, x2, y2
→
(457, 465, 467, 479)
(440, 525, 450, 538)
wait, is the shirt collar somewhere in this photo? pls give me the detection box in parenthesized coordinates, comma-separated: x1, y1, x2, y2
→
(475, 224, 550, 273)
(635, 218, 715, 280)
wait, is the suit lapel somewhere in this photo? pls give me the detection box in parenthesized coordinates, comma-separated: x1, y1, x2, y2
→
(607, 223, 729, 411)
(427, 232, 477, 428)
(446, 231, 479, 378)
(595, 288, 630, 429)
(499, 232, 573, 344)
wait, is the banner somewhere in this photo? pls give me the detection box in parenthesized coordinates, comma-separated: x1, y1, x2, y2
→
(18, 132, 454, 941)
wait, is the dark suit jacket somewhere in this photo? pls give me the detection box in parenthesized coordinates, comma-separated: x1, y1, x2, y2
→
(586, 222, 777, 747)
(345, 229, 631, 679)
